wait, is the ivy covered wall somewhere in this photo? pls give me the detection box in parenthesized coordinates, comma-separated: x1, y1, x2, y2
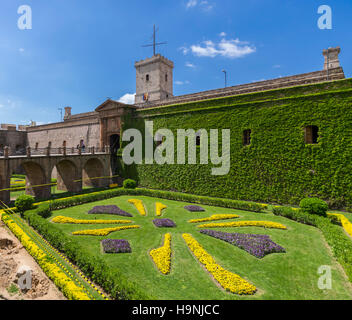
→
(121, 79, 352, 208)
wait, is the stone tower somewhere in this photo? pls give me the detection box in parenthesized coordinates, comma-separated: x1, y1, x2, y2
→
(323, 46, 341, 70)
(135, 54, 174, 104)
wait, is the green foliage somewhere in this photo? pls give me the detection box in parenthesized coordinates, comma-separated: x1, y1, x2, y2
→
(273, 206, 352, 282)
(121, 79, 352, 209)
(15, 195, 35, 213)
(299, 197, 328, 217)
(123, 179, 137, 189)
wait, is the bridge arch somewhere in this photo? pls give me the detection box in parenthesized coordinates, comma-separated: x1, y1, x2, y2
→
(54, 159, 82, 193)
(22, 161, 51, 200)
(83, 158, 105, 188)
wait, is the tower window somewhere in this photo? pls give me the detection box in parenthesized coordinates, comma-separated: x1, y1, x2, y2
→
(165, 74, 168, 82)
(146, 74, 150, 82)
(243, 129, 251, 146)
(305, 126, 319, 144)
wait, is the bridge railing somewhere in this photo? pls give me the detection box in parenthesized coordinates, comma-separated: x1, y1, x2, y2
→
(0, 146, 110, 158)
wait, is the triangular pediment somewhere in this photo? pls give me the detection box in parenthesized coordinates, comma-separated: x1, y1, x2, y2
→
(95, 99, 137, 112)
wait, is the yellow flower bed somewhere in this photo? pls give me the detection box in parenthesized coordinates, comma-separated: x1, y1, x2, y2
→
(328, 213, 352, 238)
(128, 199, 146, 216)
(155, 202, 167, 217)
(52, 216, 132, 225)
(197, 220, 287, 230)
(1, 214, 90, 300)
(189, 214, 239, 223)
(182, 234, 256, 295)
(150, 233, 171, 275)
(72, 225, 140, 236)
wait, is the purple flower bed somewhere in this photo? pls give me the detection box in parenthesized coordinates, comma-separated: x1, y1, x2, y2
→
(184, 205, 205, 212)
(153, 219, 176, 228)
(101, 239, 132, 253)
(88, 205, 133, 217)
(200, 230, 286, 259)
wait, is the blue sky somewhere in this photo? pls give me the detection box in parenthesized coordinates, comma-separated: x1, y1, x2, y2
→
(0, 0, 351, 125)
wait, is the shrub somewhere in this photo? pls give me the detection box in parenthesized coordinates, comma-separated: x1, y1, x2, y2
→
(299, 197, 328, 216)
(15, 195, 35, 214)
(123, 179, 137, 189)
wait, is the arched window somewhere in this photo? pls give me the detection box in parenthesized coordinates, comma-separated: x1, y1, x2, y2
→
(305, 126, 319, 144)
(165, 74, 168, 82)
(35, 143, 39, 150)
(63, 141, 67, 148)
(146, 74, 150, 82)
(243, 129, 251, 146)
(48, 141, 52, 148)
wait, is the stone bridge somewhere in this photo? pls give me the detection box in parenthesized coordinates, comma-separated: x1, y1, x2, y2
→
(0, 146, 112, 205)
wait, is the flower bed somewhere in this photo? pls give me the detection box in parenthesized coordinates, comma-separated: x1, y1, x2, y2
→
(182, 233, 256, 295)
(72, 225, 140, 236)
(101, 239, 132, 253)
(1, 214, 90, 300)
(200, 230, 286, 258)
(52, 216, 132, 225)
(197, 221, 287, 230)
(156, 202, 167, 216)
(128, 199, 146, 216)
(88, 205, 133, 217)
(153, 219, 176, 228)
(184, 205, 205, 212)
(150, 233, 172, 275)
(328, 213, 352, 238)
(189, 214, 239, 223)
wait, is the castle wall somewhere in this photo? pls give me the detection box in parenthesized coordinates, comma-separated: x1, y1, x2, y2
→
(0, 129, 27, 153)
(27, 120, 100, 150)
(123, 78, 352, 209)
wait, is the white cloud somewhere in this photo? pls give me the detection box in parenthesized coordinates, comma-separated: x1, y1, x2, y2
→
(186, 0, 197, 9)
(179, 46, 189, 55)
(175, 80, 190, 85)
(219, 32, 227, 37)
(118, 93, 135, 104)
(185, 62, 196, 68)
(188, 38, 256, 59)
(19, 48, 25, 53)
(185, 0, 214, 11)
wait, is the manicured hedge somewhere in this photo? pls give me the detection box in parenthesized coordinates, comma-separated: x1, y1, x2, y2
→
(44, 188, 266, 213)
(23, 205, 153, 300)
(272, 206, 352, 281)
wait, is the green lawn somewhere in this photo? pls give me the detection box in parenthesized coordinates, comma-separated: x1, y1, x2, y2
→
(48, 195, 352, 300)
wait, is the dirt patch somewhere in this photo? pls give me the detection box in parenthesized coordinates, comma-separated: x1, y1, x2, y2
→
(0, 220, 65, 300)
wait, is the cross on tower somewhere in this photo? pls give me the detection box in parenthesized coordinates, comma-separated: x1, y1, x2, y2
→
(142, 24, 167, 56)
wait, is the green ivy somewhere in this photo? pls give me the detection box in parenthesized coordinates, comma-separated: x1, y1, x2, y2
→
(121, 79, 352, 209)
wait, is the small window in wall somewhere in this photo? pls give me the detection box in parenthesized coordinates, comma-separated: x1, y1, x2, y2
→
(243, 129, 252, 146)
(63, 141, 67, 148)
(35, 143, 39, 150)
(48, 141, 52, 148)
(146, 74, 150, 82)
(155, 133, 164, 147)
(305, 126, 319, 144)
(165, 74, 168, 82)
(196, 131, 201, 146)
